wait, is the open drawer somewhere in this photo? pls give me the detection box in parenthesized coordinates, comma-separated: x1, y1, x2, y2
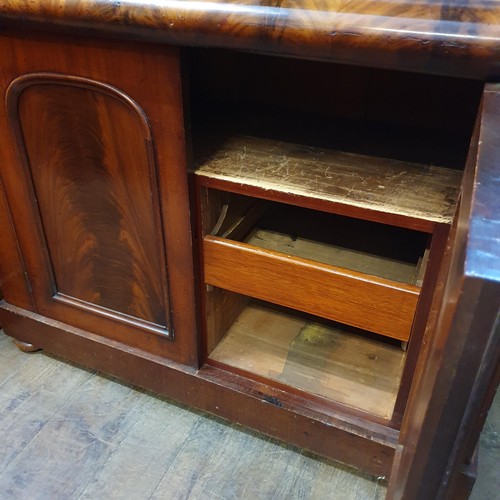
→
(201, 190, 428, 342)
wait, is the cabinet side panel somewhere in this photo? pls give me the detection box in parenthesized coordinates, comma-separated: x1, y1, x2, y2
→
(13, 82, 170, 330)
(0, 178, 33, 311)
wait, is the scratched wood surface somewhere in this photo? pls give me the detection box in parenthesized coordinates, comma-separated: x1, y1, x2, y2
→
(195, 135, 462, 230)
(0, 329, 387, 499)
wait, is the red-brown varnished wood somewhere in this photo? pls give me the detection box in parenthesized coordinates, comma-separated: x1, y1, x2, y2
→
(13, 339, 41, 353)
(0, 301, 397, 478)
(390, 223, 451, 427)
(0, 9, 497, 496)
(203, 235, 420, 342)
(0, 32, 198, 366)
(0, 178, 33, 312)
(1, 1, 500, 79)
(10, 76, 171, 330)
(388, 84, 500, 499)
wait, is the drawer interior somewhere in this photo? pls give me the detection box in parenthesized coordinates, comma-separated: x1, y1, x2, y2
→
(201, 189, 426, 342)
(206, 190, 428, 284)
(200, 190, 425, 418)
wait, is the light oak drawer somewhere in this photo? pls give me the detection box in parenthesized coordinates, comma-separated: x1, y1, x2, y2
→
(203, 235, 420, 341)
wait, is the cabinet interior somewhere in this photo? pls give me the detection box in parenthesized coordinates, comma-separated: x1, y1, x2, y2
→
(209, 294, 406, 420)
(199, 190, 423, 419)
(188, 48, 482, 422)
(188, 49, 482, 170)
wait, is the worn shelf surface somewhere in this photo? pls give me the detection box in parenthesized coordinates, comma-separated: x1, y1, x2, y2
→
(209, 301, 406, 419)
(196, 134, 462, 228)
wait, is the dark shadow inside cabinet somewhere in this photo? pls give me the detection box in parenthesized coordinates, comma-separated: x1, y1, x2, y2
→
(187, 48, 482, 424)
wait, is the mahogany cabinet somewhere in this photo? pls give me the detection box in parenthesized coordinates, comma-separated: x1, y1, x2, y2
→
(0, 6, 499, 499)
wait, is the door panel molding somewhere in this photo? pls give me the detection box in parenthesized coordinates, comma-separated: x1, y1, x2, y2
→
(7, 73, 173, 336)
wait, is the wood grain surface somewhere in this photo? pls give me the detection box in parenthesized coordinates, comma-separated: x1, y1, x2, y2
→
(0, 329, 390, 499)
(466, 84, 500, 282)
(204, 235, 419, 341)
(388, 84, 500, 500)
(209, 301, 405, 419)
(196, 134, 462, 232)
(13, 79, 170, 329)
(244, 228, 420, 284)
(0, 33, 198, 365)
(1, 1, 500, 78)
(0, 179, 33, 312)
(2, 327, 498, 498)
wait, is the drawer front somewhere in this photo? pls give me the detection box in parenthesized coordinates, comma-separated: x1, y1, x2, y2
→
(204, 235, 420, 341)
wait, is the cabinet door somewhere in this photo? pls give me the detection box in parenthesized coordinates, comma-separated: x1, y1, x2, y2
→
(0, 33, 197, 366)
(387, 84, 500, 498)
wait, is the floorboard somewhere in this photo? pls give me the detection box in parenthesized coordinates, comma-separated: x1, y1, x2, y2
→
(0, 330, 497, 499)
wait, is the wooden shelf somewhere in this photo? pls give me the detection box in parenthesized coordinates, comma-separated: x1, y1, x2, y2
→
(195, 134, 462, 231)
(209, 301, 406, 419)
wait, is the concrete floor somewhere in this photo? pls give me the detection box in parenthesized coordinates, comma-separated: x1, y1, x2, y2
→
(0, 329, 498, 499)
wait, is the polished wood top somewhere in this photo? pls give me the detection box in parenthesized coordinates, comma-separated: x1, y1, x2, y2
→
(1, 1, 500, 78)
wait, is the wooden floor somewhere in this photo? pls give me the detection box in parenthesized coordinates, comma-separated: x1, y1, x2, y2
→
(0, 329, 498, 499)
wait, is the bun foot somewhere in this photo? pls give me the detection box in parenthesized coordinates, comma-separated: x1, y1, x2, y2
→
(14, 339, 42, 353)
